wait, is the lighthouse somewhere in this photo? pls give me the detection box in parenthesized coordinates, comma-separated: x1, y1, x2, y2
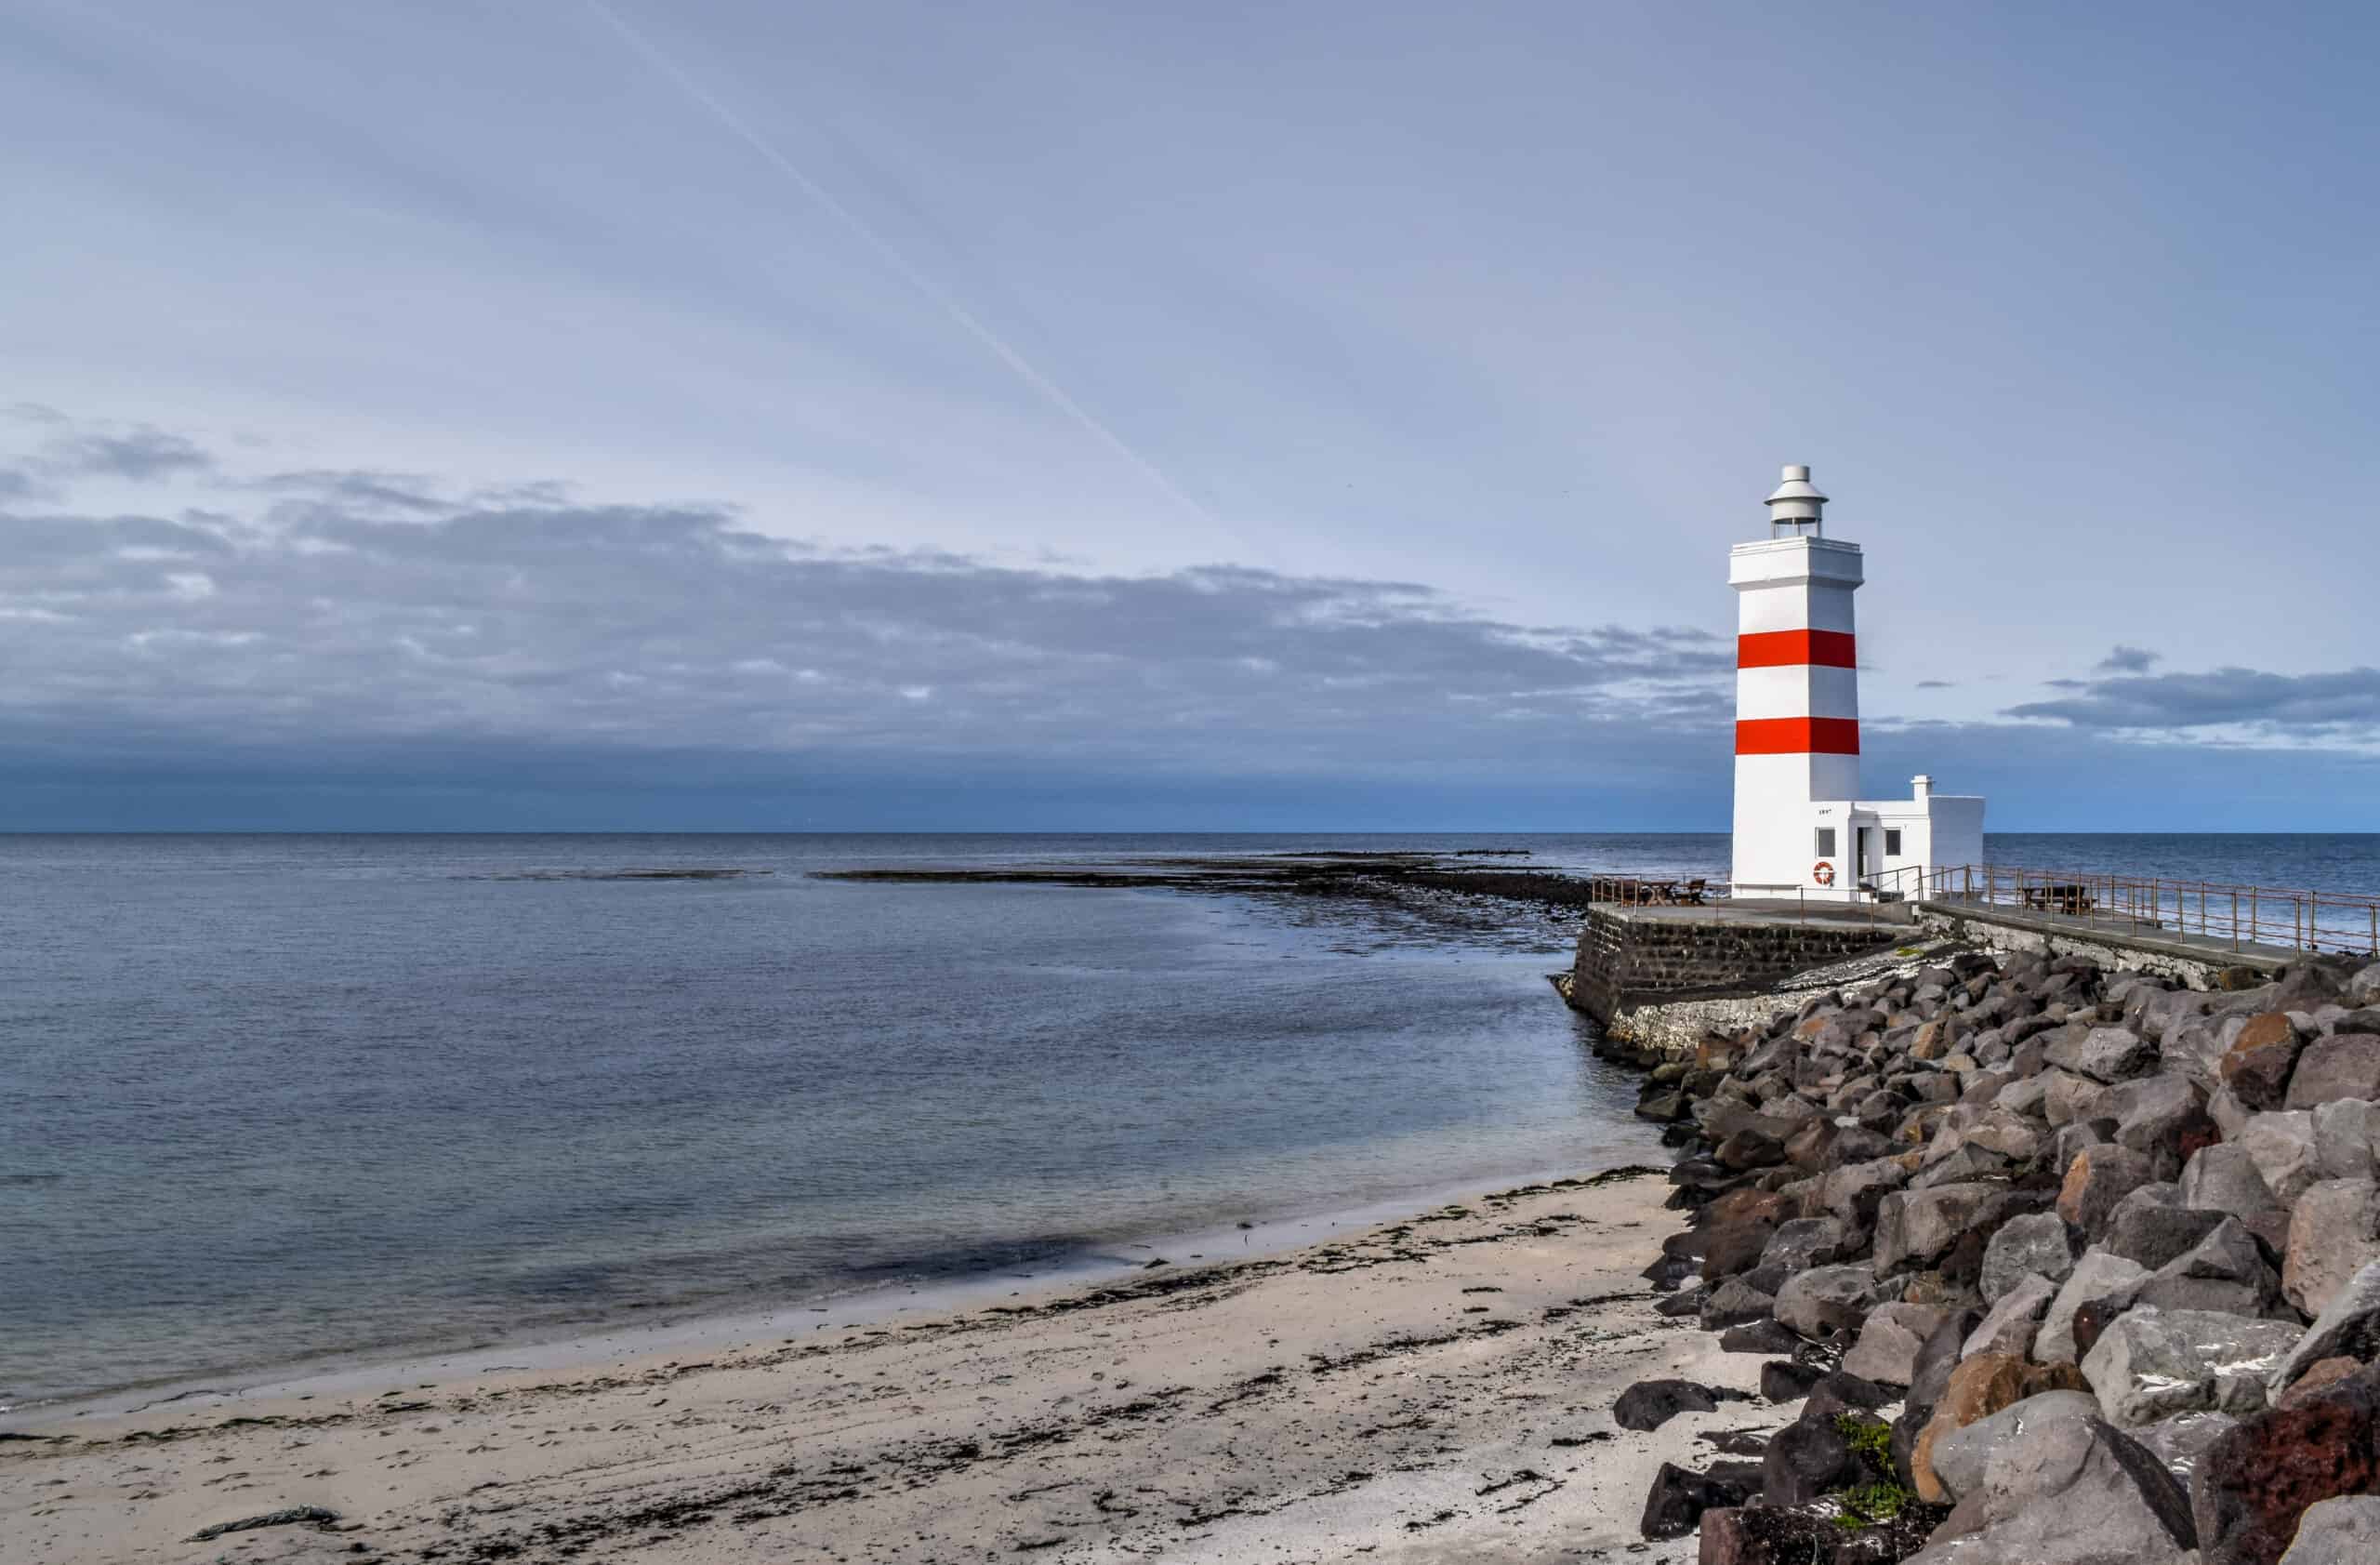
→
(1728, 466, 1983, 900)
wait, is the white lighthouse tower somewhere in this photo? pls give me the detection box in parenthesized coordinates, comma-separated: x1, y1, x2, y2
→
(1728, 466, 1983, 900)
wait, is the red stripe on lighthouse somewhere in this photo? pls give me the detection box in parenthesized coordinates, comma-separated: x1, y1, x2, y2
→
(1736, 717, 1861, 755)
(1737, 630, 1857, 669)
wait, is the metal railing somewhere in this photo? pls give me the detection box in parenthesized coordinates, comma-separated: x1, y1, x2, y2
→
(1588, 875, 1908, 928)
(1884, 863, 2380, 958)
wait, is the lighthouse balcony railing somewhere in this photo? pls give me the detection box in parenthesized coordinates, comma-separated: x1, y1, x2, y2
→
(1871, 863, 2380, 958)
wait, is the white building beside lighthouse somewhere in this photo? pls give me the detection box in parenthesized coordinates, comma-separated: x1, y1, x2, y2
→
(1729, 466, 1983, 901)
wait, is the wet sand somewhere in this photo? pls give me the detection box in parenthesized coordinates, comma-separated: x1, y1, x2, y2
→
(1, 1169, 1766, 1565)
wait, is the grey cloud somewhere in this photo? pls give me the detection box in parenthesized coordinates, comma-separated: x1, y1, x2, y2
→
(2096, 644, 2162, 673)
(0, 471, 1735, 779)
(2007, 666, 2380, 733)
(33, 424, 214, 481)
(1915, 679, 1954, 689)
(252, 469, 449, 513)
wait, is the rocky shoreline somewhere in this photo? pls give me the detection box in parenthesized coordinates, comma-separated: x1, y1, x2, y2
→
(1601, 941, 2380, 1562)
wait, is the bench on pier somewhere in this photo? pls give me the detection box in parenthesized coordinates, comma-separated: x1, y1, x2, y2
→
(2020, 882, 2096, 917)
(1591, 876, 1711, 908)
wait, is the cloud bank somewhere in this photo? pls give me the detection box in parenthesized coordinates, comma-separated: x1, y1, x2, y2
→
(2, 417, 2373, 829)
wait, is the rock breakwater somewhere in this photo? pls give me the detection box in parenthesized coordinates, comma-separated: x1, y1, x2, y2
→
(1606, 941, 2380, 1563)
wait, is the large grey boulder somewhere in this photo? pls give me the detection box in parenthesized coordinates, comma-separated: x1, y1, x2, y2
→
(1927, 1388, 2100, 1502)
(2045, 1024, 2158, 1082)
(2043, 1068, 2115, 1128)
(2162, 1015, 2234, 1085)
(2131, 1214, 2282, 1316)
(1773, 1263, 1887, 1342)
(2311, 1097, 2380, 1182)
(2268, 1257, 2380, 1396)
(1981, 1211, 2077, 1304)
(2236, 1109, 2322, 1203)
(2212, 1080, 2259, 1141)
(1876, 1182, 2001, 1275)
(2109, 1072, 2215, 1178)
(2283, 1177, 2380, 1317)
(1698, 1276, 1776, 1330)
(1963, 1106, 2048, 1162)
(1817, 1154, 1911, 1228)
(1912, 1142, 2015, 1189)
(1963, 1270, 2058, 1360)
(1843, 1302, 1953, 1386)
(2057, 1144, 2156, 1238)
(2080, 1306, 2303, 1426)
(2104, 1195, 2228, 1271)
(2036, 1248, 2152, 1363)
(2281, 1495, 2380, 1563)
(1994, 1073, 2052, 1117)
(2286, 1033, 2380, 1109)
(2134, 1407, 2239, 1487)
(1904, 1389, 2198, 1564)
(1758, 1214, 1848, 1273)
(2138, 986, 2220, 1045)
(2181, 1142, 2292, 1253)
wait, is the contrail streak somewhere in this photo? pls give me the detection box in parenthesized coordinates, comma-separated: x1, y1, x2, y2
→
(585, 0, 1211, 523)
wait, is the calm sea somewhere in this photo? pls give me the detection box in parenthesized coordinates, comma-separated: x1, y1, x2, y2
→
(4, 832, 2375, 1409)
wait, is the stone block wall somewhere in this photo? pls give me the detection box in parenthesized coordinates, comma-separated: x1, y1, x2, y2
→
(1567, 908, 1902, 1028)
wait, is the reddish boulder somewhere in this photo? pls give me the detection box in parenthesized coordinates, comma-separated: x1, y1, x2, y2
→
(2219, 1012, 2307, 1112)
(1910, 1353, 2089, 1503)
(2057, 1144, 2156, 1237)
(2193, 1363, 2380, 1565)
(2278, 1357, 2367, 1412)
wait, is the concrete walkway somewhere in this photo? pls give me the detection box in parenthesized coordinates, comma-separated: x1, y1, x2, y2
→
(1913, 896, 2309, 977)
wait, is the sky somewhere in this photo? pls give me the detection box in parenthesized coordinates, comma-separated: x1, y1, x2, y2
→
(3, 0, 2376, 830)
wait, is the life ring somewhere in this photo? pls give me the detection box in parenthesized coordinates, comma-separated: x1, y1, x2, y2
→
(1813, 860, 1836, 886)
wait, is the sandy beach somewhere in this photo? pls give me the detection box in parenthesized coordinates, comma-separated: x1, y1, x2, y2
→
(0, 1167, 1769, 1565)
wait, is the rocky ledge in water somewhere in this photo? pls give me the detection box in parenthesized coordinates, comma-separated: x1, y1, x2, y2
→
(815, 851, 1615, 952)
(461, 868, 775, 882)
(1610, 941, 2380, 1563)
(814, 850, 1595, 901)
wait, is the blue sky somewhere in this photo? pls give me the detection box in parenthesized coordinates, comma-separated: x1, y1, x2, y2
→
(3, 1, 2375, 829)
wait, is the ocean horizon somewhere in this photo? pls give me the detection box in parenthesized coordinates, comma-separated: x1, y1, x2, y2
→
(8, 830, 2377, 1412)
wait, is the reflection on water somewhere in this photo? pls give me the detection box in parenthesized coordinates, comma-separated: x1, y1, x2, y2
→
(6, 829, 2372, 1407)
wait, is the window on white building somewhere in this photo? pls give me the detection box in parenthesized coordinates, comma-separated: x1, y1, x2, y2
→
(1815, 828, 1837, 858)
(1885, 829, 1903, 856)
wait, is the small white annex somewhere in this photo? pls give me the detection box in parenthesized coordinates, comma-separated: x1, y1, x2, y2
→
(1728, 466, 1984, 901)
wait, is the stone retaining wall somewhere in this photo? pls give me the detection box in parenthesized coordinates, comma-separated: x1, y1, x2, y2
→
(1567, 907, 1906, 1051)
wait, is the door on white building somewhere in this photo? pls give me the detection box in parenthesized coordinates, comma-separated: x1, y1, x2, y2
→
(1857, 827, 1876, 884)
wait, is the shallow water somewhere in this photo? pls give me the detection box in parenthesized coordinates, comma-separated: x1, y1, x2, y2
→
(5, 830, 2373, 1407)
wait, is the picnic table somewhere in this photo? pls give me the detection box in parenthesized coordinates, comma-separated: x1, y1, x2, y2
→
(1591, 876, 1711, 907)
(2021, 882, 2096, 916)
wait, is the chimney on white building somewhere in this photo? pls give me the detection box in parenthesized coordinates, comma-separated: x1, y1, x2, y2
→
(1912, 775, 1934, 801)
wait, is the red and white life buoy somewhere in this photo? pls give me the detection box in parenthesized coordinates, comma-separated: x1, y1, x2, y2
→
(1813, 860, 1836, 886)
